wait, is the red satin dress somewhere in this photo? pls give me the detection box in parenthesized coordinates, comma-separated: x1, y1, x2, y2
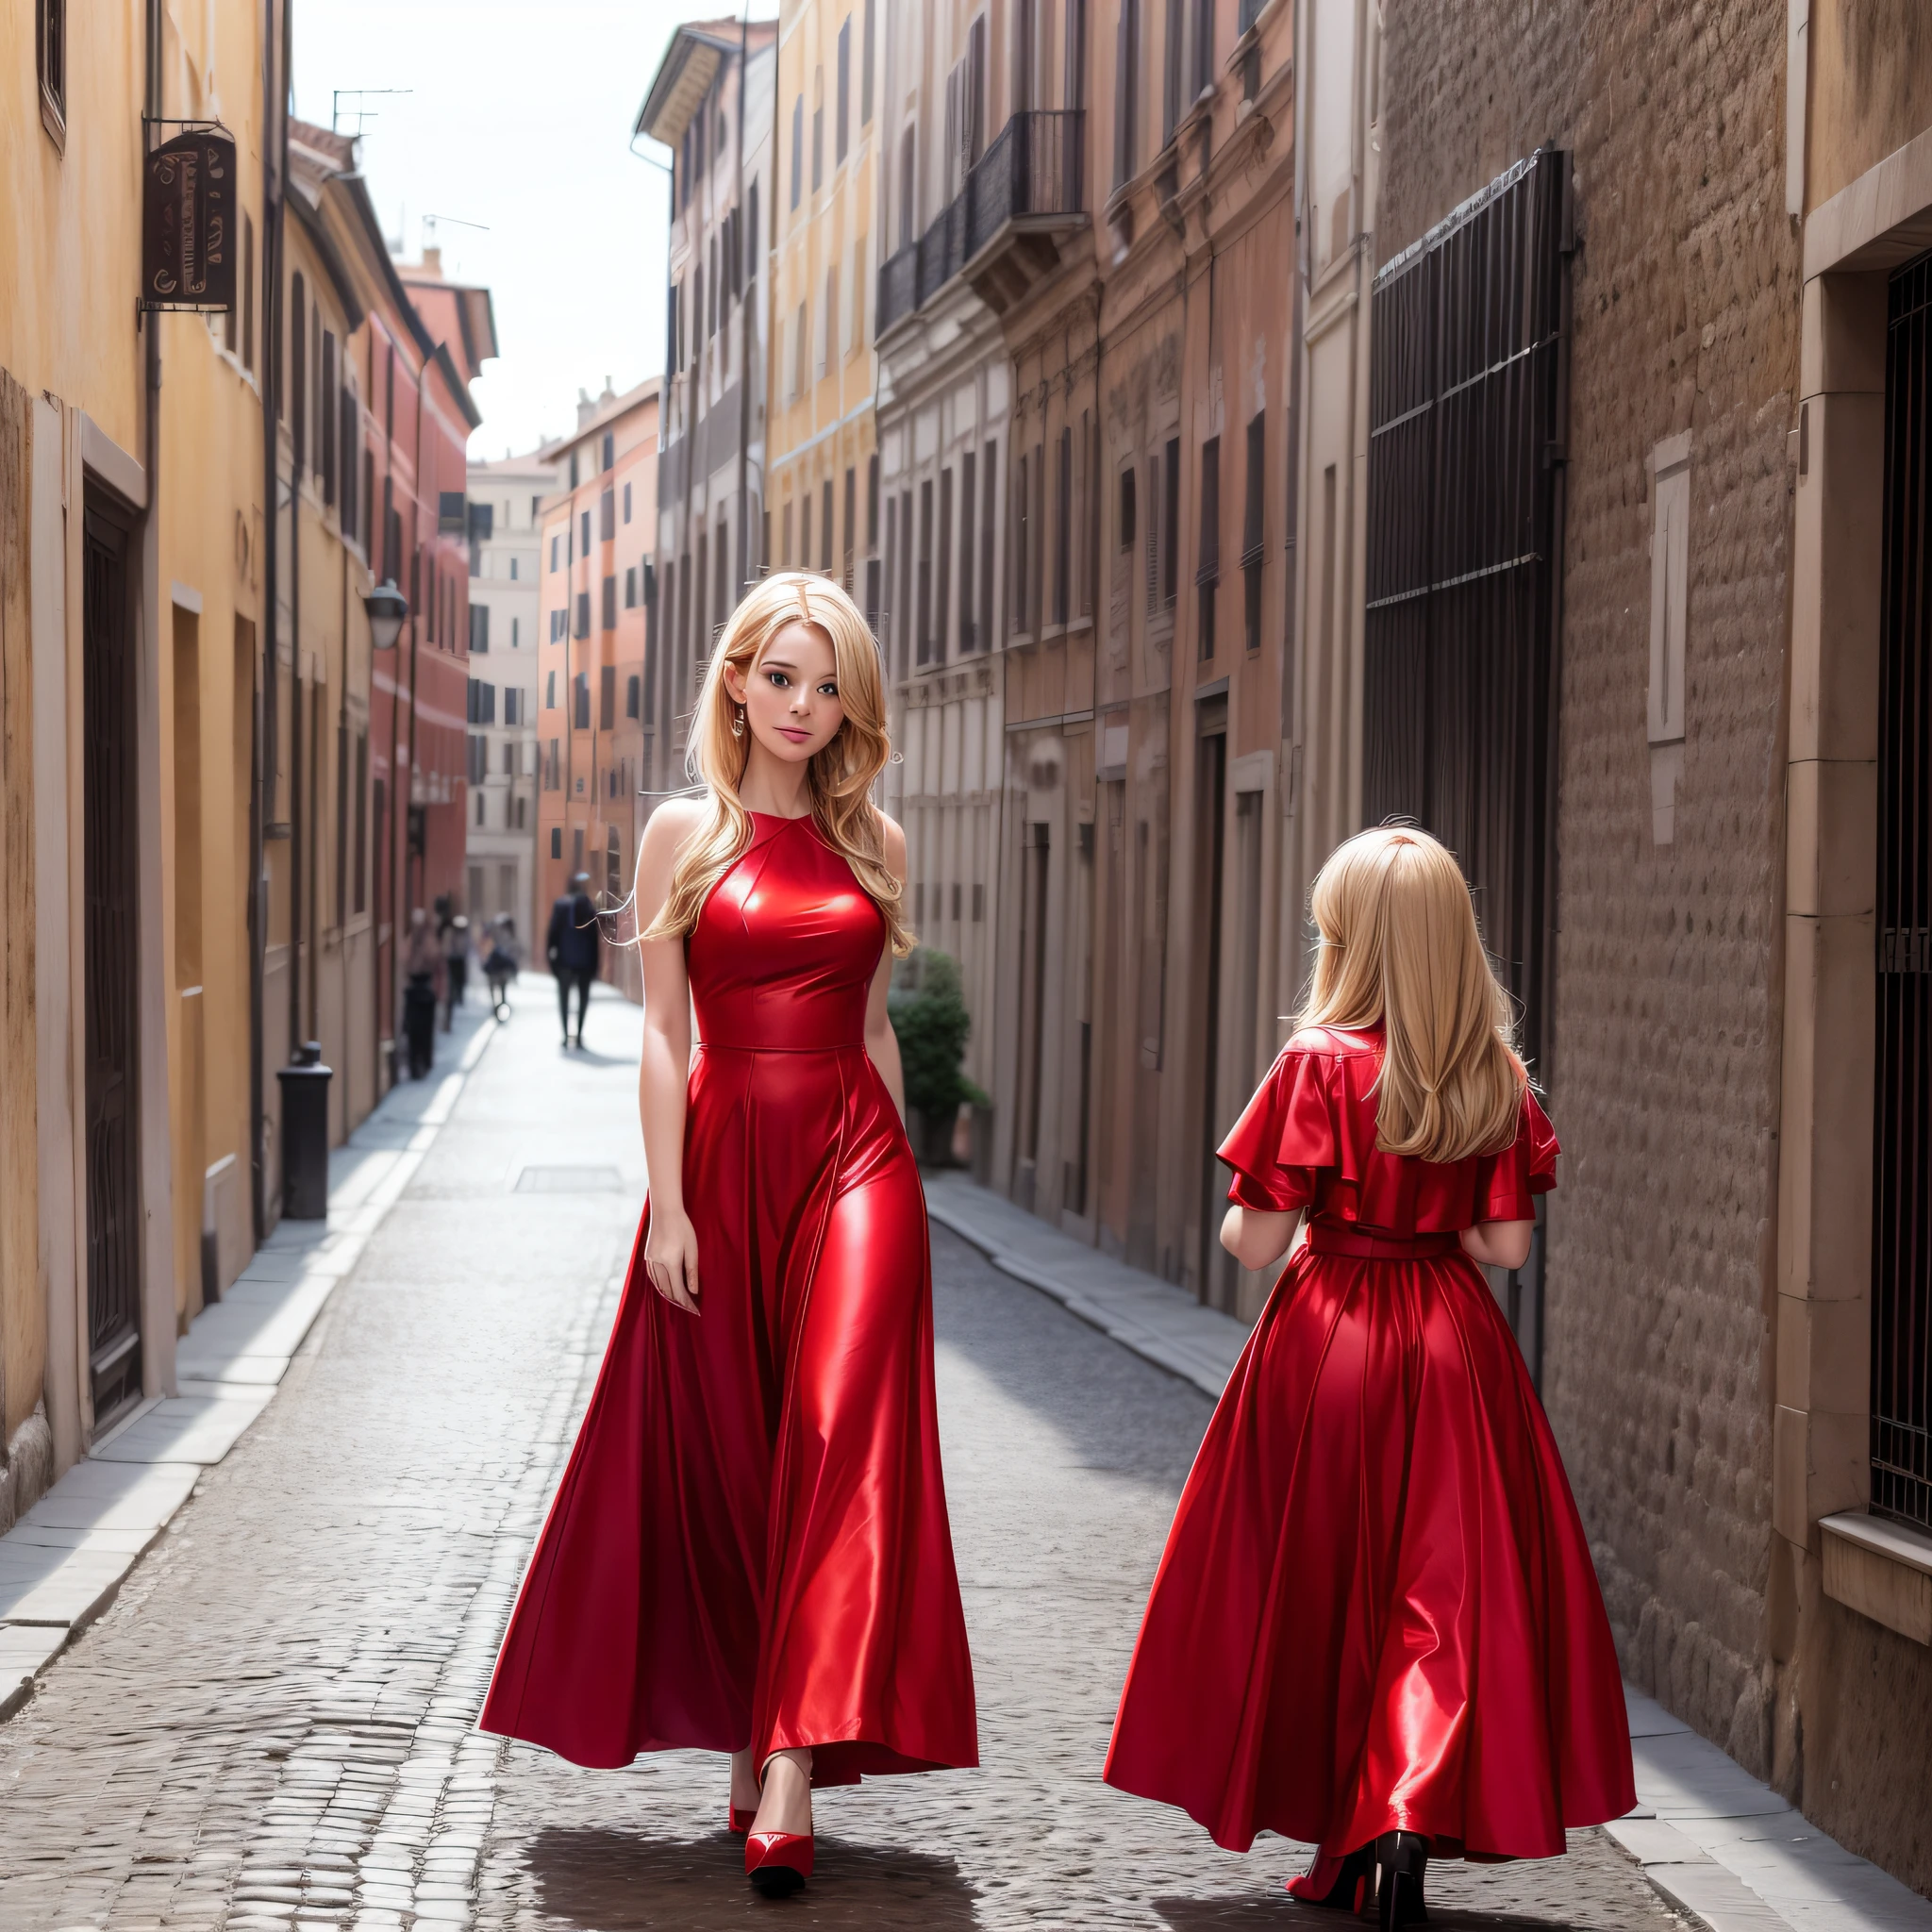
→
(1105, 1025, 1633, 1881)
(480, 811, 978, 1787)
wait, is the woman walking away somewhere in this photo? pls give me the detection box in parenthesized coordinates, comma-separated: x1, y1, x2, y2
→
(479, 574, 977, 1900)
(1104, 826, 1633, 1928)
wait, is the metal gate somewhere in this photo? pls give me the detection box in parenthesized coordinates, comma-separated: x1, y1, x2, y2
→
(1362, 148, 1571, 1379)
(83, 497, 143, 1427)
(1874, 251, 1932, 1531)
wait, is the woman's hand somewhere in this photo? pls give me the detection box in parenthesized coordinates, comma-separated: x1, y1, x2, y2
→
(1220, 1204, 1302, 1272)
(1460, 1218, 1534, 1271)
(643, 1204, 702, 1313)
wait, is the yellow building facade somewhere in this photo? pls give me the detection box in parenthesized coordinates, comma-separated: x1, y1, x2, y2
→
(768, 0, 880, 619)
(0, 0, 272, 1512)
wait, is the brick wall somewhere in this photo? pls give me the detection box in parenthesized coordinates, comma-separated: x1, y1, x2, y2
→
(1378, 0, 1801, 1774)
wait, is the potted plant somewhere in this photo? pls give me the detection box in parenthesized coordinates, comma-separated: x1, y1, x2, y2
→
(888, 947, 980, 1169)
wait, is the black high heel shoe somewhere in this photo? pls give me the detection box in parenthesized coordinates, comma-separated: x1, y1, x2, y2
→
(1375, 1832, 1429, 1929)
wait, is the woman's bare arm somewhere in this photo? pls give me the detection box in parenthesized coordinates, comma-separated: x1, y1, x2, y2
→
(1459, 1219, 1534, 1271)
(1220, 1204, 1303, 1272)
(862, 815, 908, 1121)
(636, 800, 706, 1312)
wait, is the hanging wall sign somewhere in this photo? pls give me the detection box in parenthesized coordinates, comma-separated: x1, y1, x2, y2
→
(142, 126, 238, 311)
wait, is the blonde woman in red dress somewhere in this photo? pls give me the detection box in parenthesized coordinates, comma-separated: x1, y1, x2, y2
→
(480, 574, 977, 1898)
(1105, 825, 1633, 1927)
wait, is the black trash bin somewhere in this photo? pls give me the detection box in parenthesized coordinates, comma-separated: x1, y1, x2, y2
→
(277, 1041, 333, 1221)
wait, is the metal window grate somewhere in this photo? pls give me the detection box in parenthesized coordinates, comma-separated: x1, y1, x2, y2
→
(1874, 251, 1932, 1530)
(1361, 148, 1571, 1387)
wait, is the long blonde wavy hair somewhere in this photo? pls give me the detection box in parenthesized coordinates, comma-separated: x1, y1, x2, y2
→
(641, 571, 913, 955)
(1298, 825, 1525, 1164)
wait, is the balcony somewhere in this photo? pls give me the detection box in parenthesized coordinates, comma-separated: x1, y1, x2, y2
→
(877, 109, 1087, 340)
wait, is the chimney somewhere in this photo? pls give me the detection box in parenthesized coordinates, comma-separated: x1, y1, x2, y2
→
(421, 245, 442, 276)
(576, 387, 596, 428)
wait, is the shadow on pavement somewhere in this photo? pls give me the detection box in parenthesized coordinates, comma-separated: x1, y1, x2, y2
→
(526, 1824, 977, 1927)
(1156, 1896, 1604, 1931)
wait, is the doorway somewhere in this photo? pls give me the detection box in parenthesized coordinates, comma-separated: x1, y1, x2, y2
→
(83, 493, 143, 1427)
(1193, 724, 1228, 1307)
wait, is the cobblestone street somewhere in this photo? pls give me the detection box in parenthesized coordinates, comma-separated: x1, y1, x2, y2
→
(0, 985, 1681, 1932)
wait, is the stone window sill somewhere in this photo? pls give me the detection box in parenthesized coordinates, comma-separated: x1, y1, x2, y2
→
(1820, 1511, 1932, 1645)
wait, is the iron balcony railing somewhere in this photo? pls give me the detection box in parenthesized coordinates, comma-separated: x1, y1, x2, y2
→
(877, 108, 1086, 336)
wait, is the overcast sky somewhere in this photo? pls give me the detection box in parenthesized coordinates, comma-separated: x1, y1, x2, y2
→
(291, 2, 774, 459)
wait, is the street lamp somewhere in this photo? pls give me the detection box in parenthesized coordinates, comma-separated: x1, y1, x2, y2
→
(363, 579, 408, 651)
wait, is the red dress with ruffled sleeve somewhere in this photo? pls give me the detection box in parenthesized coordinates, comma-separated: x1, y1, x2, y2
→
(1104, 1026, 1633, 1874)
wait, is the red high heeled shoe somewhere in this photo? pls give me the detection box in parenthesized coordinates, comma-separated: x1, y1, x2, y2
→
(728, 1805, 756, 1835)
(745, 1830, 814, 1898)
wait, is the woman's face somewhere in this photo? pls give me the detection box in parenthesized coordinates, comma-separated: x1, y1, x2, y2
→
(725, 621, 845, 766)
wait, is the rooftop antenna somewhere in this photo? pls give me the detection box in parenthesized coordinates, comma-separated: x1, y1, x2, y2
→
(331, 88, 411, 139)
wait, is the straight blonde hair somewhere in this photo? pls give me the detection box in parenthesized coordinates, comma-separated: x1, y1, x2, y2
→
(641, 572, 914, 955)
(1298, 825, 1524, 1164)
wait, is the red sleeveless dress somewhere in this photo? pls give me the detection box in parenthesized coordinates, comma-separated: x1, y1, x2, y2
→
(480, 811, 978, 1786)
(1104, 1025, 1633, 1876)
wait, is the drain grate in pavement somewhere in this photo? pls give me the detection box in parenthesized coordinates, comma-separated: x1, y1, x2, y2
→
(513, 1165, 628, 1194)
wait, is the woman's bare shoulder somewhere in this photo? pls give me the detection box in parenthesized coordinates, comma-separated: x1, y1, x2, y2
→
(874, 808, 908, 872)
(641, 794, 709, 857)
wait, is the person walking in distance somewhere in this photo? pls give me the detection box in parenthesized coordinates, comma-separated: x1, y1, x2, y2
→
(401, 908, 441, 1080)
(546, 872, 600, 1048)
(480, 575, 977, 1901)
(1104, 826, 1633, 1928)
(442, 912, 472, 1028)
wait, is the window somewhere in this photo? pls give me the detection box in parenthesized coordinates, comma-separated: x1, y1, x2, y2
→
(837, 18, 852, 162)
(504, 688, 523, 725)
(980, 441, 999, 653)
(623, 481, 632, 524)
(600, 665, 616, 729)
(1197, 435, 1221, 659)
(602, 431, 613, 473)
(821, 478, 834, 574)
(867, 453, 880, 547)
(791, 97, 804, 209)
(801, 494, 812, 575)
(469, 737, 488, 787)
(897, 489, 913, 678)
(37, 0, 65, 142)
(782, 499, 793, 567)
(748, 181, 760, 276)
(862, 0, 875, 123)
(552, 826, 562, 857)
(795, 300, 808, 398)
(1120, 464, 1138, 549)
(819, 267, 835, 377)
(917, 478, 934, 662)
(1162, 436, 1180, 607)
(1065, 0, 1088, 109)
(602, 575, 617, 630)
(1163, 0, 1184, 142)
(899, 125, 917, 248)
(575, 591, 590, 640)
(1242, 410, 1266, 655)
(470, 605, 490, 653)
(843, 466, 857, 590)
(1114, 0, 1139, 185)
(936, 468, 954, 661)
(352, 733, 368, 913)
(509, 556, 519, 581)
(626, 675, 641, 720)
(959, 449, 977, 650)
(580, 509, 591, 554)
(546, 670, 557, 709)
(550, 534, 559, 571)
(625, 567, 637, 608)
(291, 274, 308, 473)
(575, 673, 590, 728)
(512, 617, 520, 648)
(1054, 427, 1073, 626)
(1013, 452, 1030, 630)
(812, 68, 824, 190)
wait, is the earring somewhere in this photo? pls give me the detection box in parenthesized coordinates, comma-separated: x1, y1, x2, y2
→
(731, 705, 745, 739)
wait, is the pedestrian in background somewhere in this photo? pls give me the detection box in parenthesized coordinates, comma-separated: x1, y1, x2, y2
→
(545, 872, 600, 1049)
(1104, 825, 1634, 1928)
(480, 575, 976, 1902)
(401, 908, 441, 1080)
(485, 915, 520, 1022)
(443, 913, 472, 1029)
